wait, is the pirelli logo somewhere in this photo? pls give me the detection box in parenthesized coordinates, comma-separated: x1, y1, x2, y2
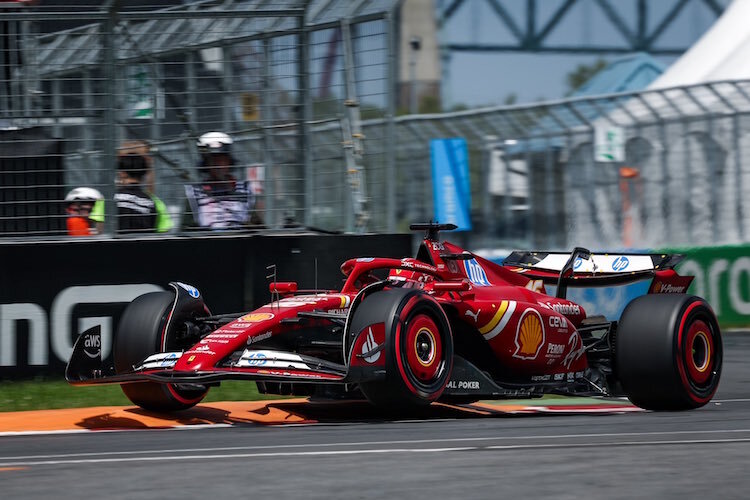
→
(479, 300, 516, 341)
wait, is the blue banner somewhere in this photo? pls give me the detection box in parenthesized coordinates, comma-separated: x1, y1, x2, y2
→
(430, 138, 471, 231)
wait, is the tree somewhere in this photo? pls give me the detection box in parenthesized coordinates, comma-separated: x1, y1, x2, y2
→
(565, 58, 607, 95)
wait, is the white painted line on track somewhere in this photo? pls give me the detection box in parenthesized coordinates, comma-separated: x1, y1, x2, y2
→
(0, 448, 476, 467)
(0, 423, 233, 438)
(485, 437, 750, 450)
(3, 428, 750, 461)
(3, 438, 750, 468)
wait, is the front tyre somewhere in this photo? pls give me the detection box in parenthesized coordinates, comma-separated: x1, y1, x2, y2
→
(114, 291, 208, 412)
(352, 289, 453, 410)
(616, 294, 722, 411)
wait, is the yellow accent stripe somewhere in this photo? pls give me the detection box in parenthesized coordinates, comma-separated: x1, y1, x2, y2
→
(479, 301, 509, 335)
(484, 300, 517, 340)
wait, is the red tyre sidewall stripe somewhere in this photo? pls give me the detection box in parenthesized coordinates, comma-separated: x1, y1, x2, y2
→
(159, 307, 204, 405)
(394, 295, 449, 399)
(676, 302, 715, 404)
(165, 383, 204, 405)
(394, 296, 421, 397)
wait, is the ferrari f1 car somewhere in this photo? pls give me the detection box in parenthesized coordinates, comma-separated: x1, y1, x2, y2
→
(67, 223, 722, 412)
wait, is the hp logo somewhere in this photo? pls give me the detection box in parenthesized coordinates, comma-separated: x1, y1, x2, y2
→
(612, 256, 630, 271)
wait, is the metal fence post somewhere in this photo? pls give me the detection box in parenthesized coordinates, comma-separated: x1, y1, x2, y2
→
(101, 0, 119, 236)
(221, 44, 233, 132)
(733, 114, 744, 241)
(299, 10, 312, 228)
(385, 9, 397, 233)
(262, 37, 277, 229)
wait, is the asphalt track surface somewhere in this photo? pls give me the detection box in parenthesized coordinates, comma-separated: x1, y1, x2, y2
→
(2, 333, 749, 499)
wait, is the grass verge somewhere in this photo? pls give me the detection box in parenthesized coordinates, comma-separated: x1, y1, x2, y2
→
(0, 377, 281, 413)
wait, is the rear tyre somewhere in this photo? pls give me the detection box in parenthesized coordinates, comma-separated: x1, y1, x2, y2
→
(616, 294, 722, 411)
(114, 291, 208, 412)
(352, 288, 453, 410)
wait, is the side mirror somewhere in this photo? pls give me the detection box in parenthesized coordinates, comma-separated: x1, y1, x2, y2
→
(270, 282, 298, 295)
(431, 280, 471, 292)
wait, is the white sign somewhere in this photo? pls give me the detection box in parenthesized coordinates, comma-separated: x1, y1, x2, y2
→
(125, 65, 164, 120)
(489, 150, 528, 199)
(594, 126, 625, 162)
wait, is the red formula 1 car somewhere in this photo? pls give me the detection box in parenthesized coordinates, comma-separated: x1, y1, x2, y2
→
(67, 223, 722, 412)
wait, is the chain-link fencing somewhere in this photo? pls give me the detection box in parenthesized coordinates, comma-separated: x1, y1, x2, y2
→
(4, 2, 750, 253)
(1, 0, 396, 237)
(388, 80, 750, 251)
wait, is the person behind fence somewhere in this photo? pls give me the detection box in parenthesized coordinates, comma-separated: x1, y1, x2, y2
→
(88, 140, 173, 234)
(183, 131, 264, 230)
(64, 187, 103, 236)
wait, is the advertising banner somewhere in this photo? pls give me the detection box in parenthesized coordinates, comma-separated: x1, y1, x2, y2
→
(662, 244, 750, 328)
(430, 138, 471, 231)
(0, 233, 410, 377)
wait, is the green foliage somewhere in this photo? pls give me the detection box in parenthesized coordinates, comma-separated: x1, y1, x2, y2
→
(565, 58, 608, 95)
(419, 95, 442, 114)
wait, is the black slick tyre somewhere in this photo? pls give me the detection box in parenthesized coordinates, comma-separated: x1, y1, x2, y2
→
(352, 288, 453, 410)
(616, 294, 722, 411)
(114, 291, 207, 412)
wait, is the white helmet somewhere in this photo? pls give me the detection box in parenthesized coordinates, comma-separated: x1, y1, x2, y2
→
(197, 131, 233, 155)
(65, 187, 103, 203)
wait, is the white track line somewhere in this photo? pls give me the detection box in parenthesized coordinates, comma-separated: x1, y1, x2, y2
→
(0, 423, 232, 438)
(3, 438, 750, 467)
(3, 428, 750, 461)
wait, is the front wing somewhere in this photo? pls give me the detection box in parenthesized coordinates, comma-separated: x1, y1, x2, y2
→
(65, 326, 353, 387)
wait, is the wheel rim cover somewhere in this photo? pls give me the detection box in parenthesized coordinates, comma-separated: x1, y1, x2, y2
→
(684, 319, 713, 386)
(405, 314, 442, 382)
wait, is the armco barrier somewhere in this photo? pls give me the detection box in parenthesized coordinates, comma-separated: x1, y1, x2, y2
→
(0, 233, 411, 378)
(663, 244, 750, 329)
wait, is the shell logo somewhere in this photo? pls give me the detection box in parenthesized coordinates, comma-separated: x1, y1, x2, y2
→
(241, 312, 275, 322)
(513, 309, 545, 360)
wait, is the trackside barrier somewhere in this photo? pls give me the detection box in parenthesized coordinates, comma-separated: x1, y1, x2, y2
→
(0, 233, 410, 378)
(661, 244, 750, 329)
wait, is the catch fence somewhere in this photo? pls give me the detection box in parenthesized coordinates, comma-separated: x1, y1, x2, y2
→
(389, 80, 750, 250)
(3, 2, 750, 252)
(0, 0, 396, 236)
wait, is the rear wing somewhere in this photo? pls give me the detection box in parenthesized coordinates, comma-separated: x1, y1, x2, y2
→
(503, 249, 687, 297)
